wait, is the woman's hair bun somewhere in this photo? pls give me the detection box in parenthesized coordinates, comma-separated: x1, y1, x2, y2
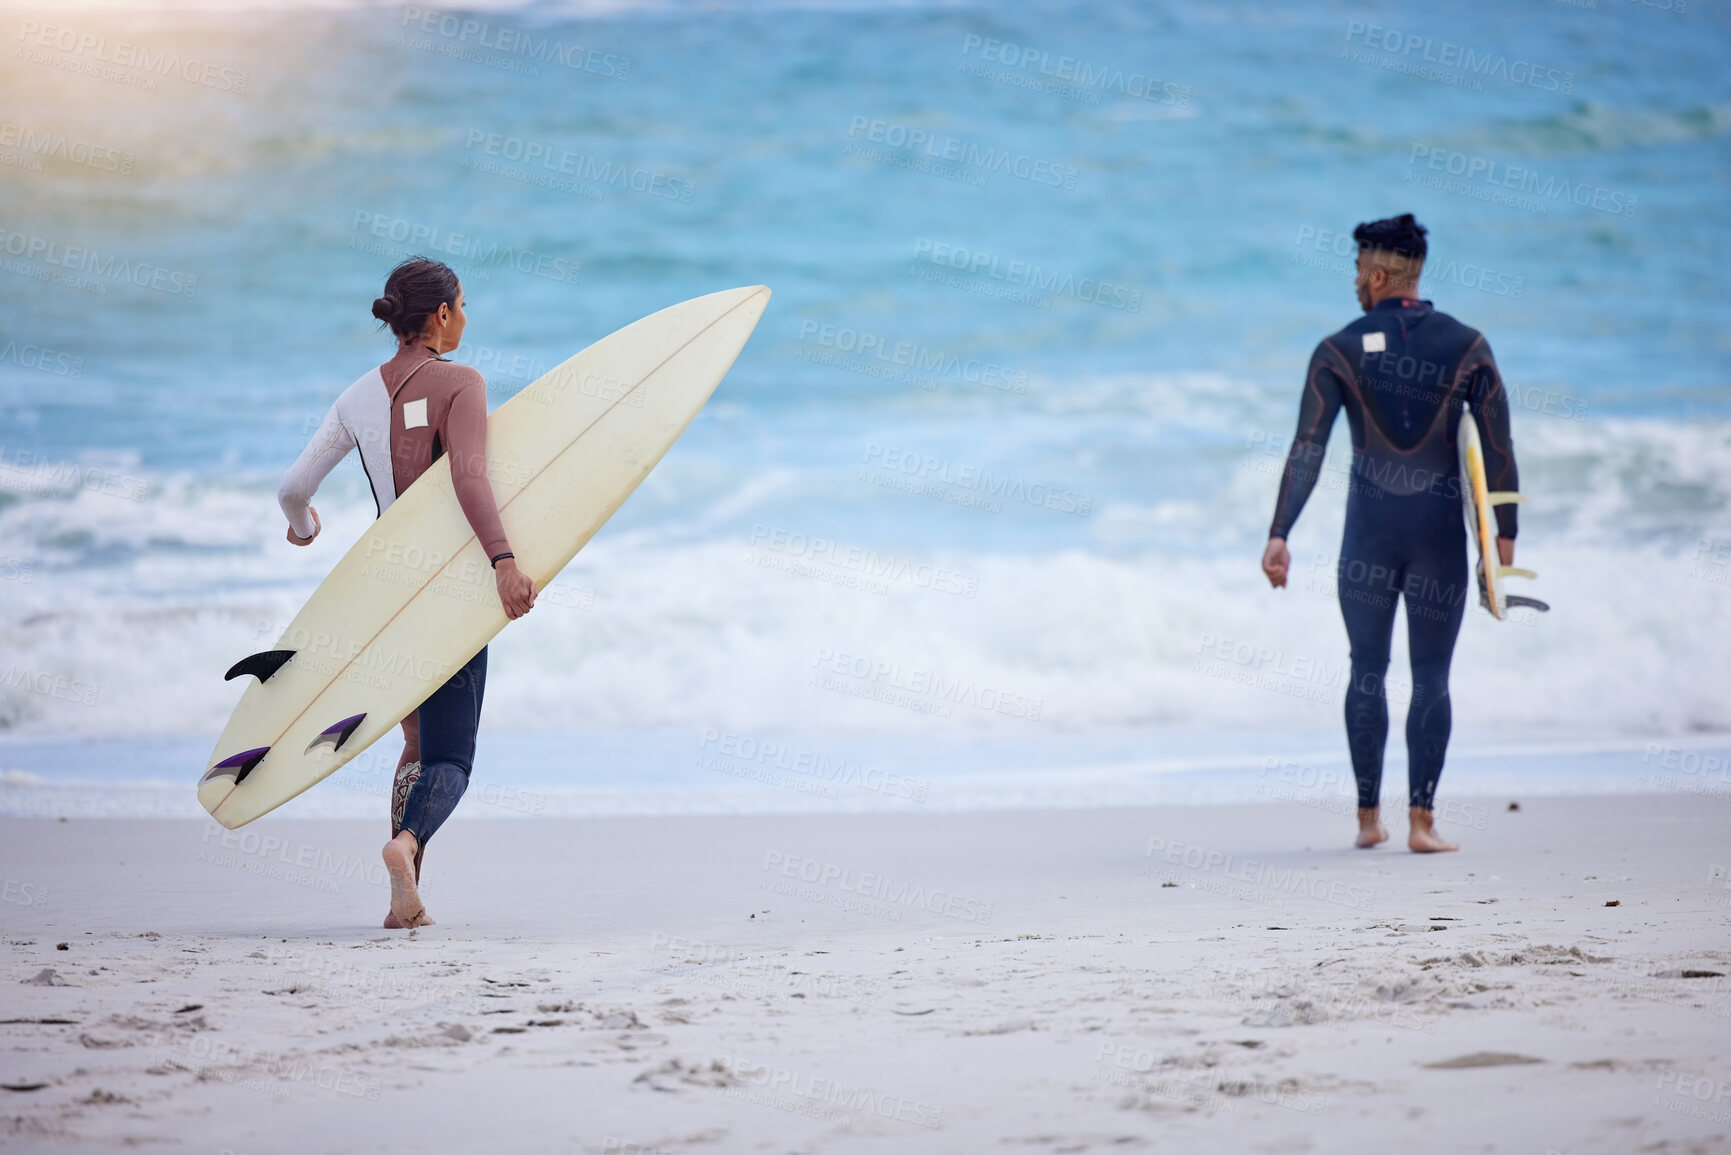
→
(371, 258, 460, 342)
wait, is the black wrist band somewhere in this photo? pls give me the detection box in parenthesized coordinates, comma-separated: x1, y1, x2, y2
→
(490, 552, 514, 568)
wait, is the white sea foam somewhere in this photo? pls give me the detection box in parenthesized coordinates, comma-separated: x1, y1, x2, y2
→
(0, 409, 1726, 745)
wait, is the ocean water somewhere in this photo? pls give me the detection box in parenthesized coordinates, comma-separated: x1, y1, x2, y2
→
(1, 0, 1728, 817)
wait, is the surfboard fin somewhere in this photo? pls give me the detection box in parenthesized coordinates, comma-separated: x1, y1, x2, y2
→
(224, 650, 296, 684)
(1487, 492, 1526, 506)
(305, 713, 366, 755)
(1505, 594, 1550, 613)
(201, 746, 269, 786)
(1496, 566, 1538, 580)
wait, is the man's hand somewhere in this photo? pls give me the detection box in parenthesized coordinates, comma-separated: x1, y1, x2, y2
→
(494, 557, 537, 620)
(1262, 537, 1290, 589)
(287, 507, 321, 546)
(1497, 537, 1515, 567)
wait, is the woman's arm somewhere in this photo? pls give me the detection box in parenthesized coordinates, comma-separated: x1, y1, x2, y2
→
(444, 378, 536, 619)
(278, 401, 356, 543)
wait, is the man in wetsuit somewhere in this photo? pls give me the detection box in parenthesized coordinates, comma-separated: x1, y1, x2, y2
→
(1260, 214, 1518, 853)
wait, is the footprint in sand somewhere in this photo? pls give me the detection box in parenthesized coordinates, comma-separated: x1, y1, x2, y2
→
(1422, 1052, 1543, 1069)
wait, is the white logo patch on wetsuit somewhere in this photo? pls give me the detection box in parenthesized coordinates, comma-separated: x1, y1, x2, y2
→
(1362, 331, 1386, 353)
(403, 397, 429, 430)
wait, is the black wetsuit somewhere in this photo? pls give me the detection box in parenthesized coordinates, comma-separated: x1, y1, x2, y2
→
(1270, 297, 1518, 811)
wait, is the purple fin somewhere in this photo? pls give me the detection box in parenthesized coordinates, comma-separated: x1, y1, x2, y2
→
(203, 746, 269, 785)
(305, 713, 367, 755)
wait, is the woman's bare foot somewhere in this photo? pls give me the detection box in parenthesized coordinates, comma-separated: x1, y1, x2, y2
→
(1355, 807, 1389, 848)
(382, 831, 433, 927)
(1407, 806, 1459, 853)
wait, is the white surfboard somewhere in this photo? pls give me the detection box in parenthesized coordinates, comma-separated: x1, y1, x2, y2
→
(199, 285, 771, 827)
(1457, 409, 1543, 620)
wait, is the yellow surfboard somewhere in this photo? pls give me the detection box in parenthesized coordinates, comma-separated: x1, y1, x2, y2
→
(1458, 409, 1544, 621)
(199, 286, 770, 827)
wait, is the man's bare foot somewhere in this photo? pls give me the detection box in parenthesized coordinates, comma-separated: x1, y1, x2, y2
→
(382, 831, 433, 927)
(1408, 807, 1459, 853)
(1355, 807, 1389, 848)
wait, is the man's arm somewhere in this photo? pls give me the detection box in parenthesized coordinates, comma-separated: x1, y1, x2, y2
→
(1464, 337, 1518, 542)
(1264, 346, 1345, 587)
(278, 401, 355, 543)
(1269, 348, 1345, 542)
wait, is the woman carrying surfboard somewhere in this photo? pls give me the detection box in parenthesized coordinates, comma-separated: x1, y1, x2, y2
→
(278, 257, 535, 927)
(1259, 215, 1521, 854)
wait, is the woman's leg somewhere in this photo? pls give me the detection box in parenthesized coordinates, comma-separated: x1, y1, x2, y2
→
(383, 647, 488, 927)
(399, 647, 488, 846)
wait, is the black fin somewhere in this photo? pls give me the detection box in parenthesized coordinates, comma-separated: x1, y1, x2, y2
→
(1505, 595, 1550, 613)
(224, 650, 296, 684)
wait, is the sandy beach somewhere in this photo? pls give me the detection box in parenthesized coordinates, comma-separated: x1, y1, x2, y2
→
(4, 795, 1728, 1153)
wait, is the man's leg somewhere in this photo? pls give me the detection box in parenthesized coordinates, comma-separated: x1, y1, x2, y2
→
(1338, 523, 1401, 849)
(383, 648, 488, 927)
(1402, 518, 1469, 853)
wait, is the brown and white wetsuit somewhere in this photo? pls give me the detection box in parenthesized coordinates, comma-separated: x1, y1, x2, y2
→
(278, 342, 512, 563)
(277, 343, 513, 837)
